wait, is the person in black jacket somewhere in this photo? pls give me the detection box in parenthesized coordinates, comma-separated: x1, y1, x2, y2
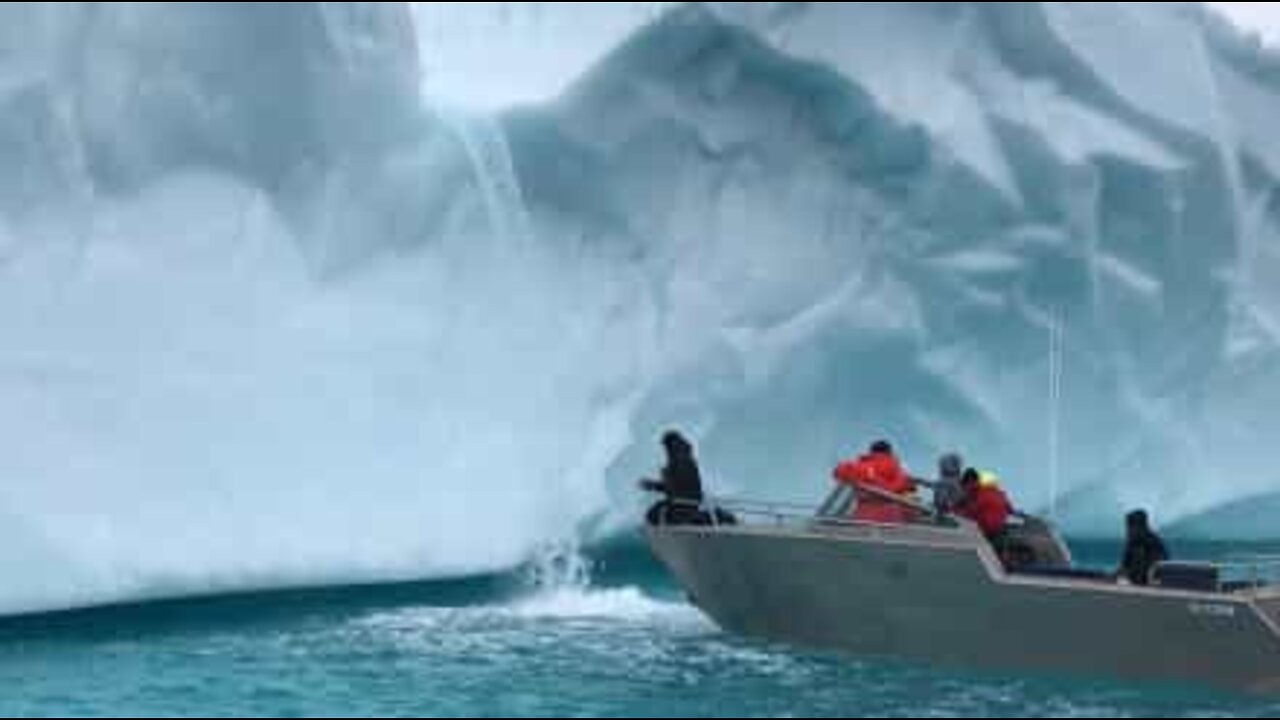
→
(1117, 509, 1169, 586)
(641, 431, 727, 526)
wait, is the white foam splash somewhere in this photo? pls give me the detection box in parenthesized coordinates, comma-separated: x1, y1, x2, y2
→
(508, 585, 687, 622)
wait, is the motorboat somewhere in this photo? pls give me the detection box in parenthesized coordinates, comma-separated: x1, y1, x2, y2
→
(645, 486, 1280, 694)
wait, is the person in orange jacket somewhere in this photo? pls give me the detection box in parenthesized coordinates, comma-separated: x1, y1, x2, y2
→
(832, 440, 918, 524)
(955, 468, 1013, 539)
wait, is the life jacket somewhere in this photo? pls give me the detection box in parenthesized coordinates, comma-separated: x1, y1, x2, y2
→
(961, 482, 1012, 537)
(834, 451, 915, 524)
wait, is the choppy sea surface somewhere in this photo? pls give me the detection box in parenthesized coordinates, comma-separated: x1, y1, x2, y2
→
(2, 540, 1278, 718)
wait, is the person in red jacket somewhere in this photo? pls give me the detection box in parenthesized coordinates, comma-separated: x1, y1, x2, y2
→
(956, 468, 1013, 539)
(832, 440, 918, 524)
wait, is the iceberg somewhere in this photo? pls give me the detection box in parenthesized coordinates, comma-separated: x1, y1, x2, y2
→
(0, 1, 1278, 614)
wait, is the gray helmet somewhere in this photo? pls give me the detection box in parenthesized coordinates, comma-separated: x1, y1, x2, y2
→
(939, 453, 964, 479)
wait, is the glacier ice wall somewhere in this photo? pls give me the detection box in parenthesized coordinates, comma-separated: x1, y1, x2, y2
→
(1, 2, 1279, 614)
(509, 1, 1280, 535)
(0, 1, 649, 615)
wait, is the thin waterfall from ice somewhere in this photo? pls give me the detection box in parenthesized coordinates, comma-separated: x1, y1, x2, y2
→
(433, 107, 535, 248)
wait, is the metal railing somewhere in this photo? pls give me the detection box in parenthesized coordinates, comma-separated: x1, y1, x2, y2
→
(648, 491, 954, 532)
(713, 497, 891, 530)
(648, 496, 826, 528)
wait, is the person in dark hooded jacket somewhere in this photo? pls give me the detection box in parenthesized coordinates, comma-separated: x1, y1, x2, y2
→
(1117, 509, 1169, 586)
(642, 431, 703, 502)
(641, 431, 718, 526)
